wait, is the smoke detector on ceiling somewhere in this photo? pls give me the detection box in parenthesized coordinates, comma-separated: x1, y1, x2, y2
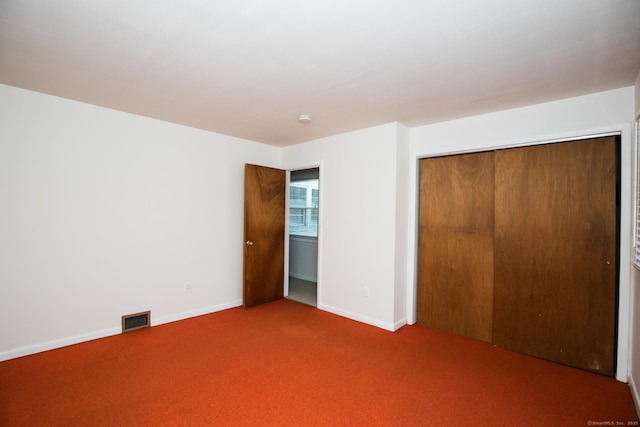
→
(298, 114, 312, 124)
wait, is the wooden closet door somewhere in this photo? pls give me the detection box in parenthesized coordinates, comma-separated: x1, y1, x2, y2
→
(493, 137, 617, 375)
(417, 152, 495, 343)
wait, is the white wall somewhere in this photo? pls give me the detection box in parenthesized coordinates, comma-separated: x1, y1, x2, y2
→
(408, 86, 636, 383)
(0, 84, 280, 360)
(289, 237, 317, 282)
(394, 123, 411, 328)
(282, 123, 407, 330)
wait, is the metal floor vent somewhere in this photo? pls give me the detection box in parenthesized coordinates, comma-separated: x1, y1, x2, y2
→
(122, 311, 150, 333)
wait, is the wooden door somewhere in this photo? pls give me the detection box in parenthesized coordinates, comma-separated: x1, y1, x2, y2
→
(417, 151, 495, 343)
(243, 164, 286, 308)
(492, 137, 618, 375)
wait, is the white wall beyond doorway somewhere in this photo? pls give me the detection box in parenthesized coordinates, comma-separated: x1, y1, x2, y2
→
(289, 237, 318, 282)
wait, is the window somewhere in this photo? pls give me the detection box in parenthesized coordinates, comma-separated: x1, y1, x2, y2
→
(290, 186, 307, 206)
(289, 207, 305, 227)
(289, 168, 319, 237)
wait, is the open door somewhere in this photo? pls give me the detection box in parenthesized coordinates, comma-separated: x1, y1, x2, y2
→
(243, 164, 286, 308)
(287, 167, 320, 307)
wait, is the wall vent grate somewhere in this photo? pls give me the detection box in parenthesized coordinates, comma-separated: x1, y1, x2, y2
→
(122, 311, 150, 333)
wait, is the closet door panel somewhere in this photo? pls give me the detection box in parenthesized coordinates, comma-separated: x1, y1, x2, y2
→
(493, 137, 617, 375)
(417, 152, 495, 343)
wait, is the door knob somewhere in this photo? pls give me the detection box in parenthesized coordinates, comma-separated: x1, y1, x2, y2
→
(246, 240, 254, 246)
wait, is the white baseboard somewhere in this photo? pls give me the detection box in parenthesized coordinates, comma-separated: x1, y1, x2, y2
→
(393, 317, 408, 331)
(289, 273, 317, 282)
(318, 302, 398, 332)
(630, 373, 640, 418)
(152, 300, 242, 326)
(0, 300, 243, 362)
(0, 326, 121, 362)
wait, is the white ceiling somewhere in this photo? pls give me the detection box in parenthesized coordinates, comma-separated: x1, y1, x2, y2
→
(1, 0, 639, 147)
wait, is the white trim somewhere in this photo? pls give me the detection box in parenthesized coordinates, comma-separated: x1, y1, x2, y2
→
(285, 169, 291, 297)
(152, 300, 242, 327)
(405, 156, 420, 326)
(407, 123, 633, 382)
(394, 318, 408, 331)
(617, 123, 633, 383)
(0, 300, 243, 362)
(633, 116, 640, 270)
(317, 163, 324, 308)
(0, 326, 121, 362)
(318, 302, 398, 332)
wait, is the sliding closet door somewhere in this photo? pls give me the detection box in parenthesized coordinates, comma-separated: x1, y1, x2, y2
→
(417, 152, 495, 343)
(492, 137, 617, 375)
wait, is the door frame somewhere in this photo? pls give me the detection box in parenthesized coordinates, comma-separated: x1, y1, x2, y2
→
(406, 123, 633, 382)
(283, 162, 323, 306)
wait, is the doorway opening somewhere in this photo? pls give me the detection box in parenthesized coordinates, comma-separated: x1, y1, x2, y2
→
(286, 167, 319, 306)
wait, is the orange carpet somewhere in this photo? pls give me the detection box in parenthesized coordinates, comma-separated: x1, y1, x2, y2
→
(0, 299, 637, 426)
